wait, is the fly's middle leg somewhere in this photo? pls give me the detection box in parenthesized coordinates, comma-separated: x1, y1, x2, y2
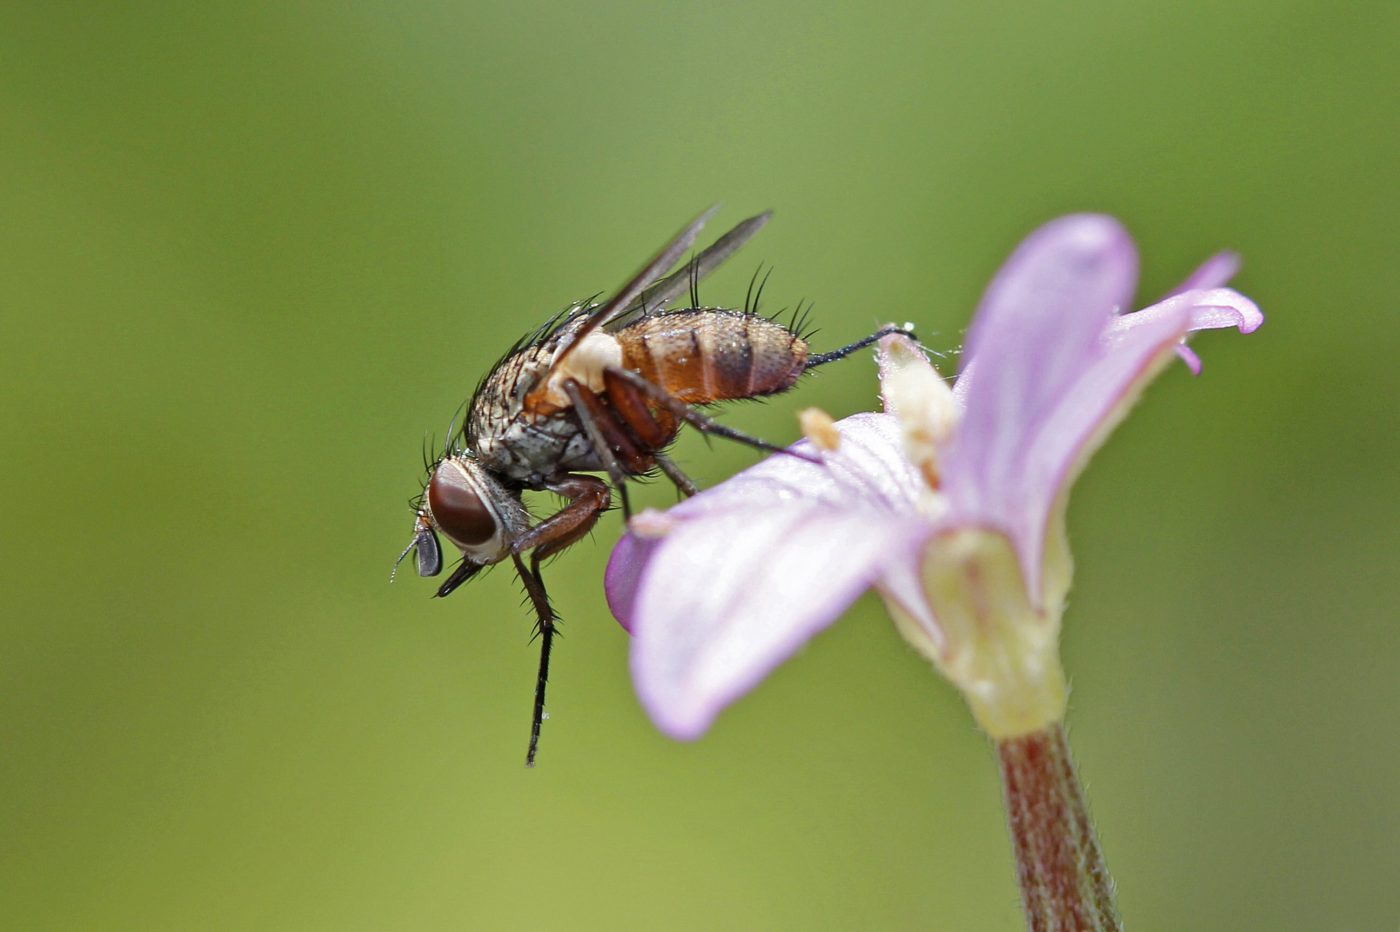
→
(653, 453, 698, 497)
(561, 378, 651, 518)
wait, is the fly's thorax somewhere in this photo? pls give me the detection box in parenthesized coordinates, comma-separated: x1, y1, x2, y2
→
(539, 331, 622, 410)
(424, 455, 530, 565)
(473, 411, 599, 483)
(468, 343, 549, 472)
(469, 344, 553, 439)
(616, 309, 809, 404)
(469, 362, 599, 482)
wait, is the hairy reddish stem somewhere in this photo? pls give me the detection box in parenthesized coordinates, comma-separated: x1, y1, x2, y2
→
(997, 723, 1121, 931)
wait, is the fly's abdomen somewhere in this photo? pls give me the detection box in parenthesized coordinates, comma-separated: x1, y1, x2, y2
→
(617, 310, 808, 404)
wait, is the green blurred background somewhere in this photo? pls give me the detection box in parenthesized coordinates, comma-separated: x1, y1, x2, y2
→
(2, 2, 1395, 929)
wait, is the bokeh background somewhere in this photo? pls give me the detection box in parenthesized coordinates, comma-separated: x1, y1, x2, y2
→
(2, 2, 1396, 929)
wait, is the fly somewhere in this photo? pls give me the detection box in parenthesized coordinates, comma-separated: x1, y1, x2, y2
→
(396, 207, 913, 766)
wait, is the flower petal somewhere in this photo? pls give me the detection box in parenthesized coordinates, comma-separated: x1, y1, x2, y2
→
(1156, 252, 1244, 373)
(606, 413, 928, 739)
(952, 216, 1138, 490)
(944, 215, 1139, 593)
(629, 412, 926, 521)
(1112, 286, 1264, 375)
(1175, 344, 1204, 376)
(1171, 251, 1241, 293)
(966, 282, 1262, 601)
(604, 532, 658, 634)
(959, 214, 1138, 401)
(1009, 305, 1195, 598)
(1110, 287, 1264, 341)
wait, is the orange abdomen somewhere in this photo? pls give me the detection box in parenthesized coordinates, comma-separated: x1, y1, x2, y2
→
(616, 310, 808, 404)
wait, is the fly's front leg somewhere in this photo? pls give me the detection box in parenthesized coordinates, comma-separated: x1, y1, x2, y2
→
(513, 473, 611, 560)
(603, 366, 820, 464)
(511, 553, 554, 769)
(511, 473, 610, 768)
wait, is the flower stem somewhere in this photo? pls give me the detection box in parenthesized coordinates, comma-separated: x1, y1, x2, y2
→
(996, 723, 1121, 931)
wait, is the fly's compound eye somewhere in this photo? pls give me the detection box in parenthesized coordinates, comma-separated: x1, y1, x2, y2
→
(427, 461, 500, 548)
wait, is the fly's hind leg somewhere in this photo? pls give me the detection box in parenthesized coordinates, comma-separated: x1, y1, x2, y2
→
(804, 324, 919, 369)
(511, 473, 611, 767)
(603, 366, 820, 465)
(602, 368, 699, 498)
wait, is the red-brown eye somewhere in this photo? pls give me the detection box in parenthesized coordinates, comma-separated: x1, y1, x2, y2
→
(428, 462, 498, 546)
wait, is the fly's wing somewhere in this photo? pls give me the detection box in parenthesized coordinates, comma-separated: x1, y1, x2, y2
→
(543, 206, 719, 374)
(613, 210, 772, 325)
(537, 205, 778, 375)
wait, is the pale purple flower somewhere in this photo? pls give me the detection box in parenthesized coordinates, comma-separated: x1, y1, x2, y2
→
(606, 215, 1262, 741)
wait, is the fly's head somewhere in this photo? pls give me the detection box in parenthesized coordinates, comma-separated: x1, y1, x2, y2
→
(394, 453, 530, 597)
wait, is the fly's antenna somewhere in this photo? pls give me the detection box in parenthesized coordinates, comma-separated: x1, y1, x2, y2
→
(804, 323, 920, 370)
(389, 536, 417, 584)
(393, 514, 442, 583)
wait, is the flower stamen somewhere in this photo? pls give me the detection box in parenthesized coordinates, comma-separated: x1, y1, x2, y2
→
(627, 508, 678, 540)
(877, 335, 959, 491)
(798, 407, 841, 452)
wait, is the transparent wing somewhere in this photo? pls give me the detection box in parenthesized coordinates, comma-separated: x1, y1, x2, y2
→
(543, 208, 771, 378)
(613, 210, 772, 324)
(542, 207, 718, 374)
